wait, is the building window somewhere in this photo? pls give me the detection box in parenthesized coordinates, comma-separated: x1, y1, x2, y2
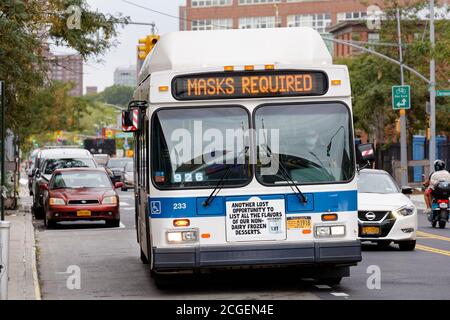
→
(239, 16, 278, 29)
(191, 0, 232, 7)
(368, 33, 380, 43)
(287, 13, 331, 34)
(238, 0, 280, 4)
(337, 11, 367, 23)
(192, 19, 233, 31)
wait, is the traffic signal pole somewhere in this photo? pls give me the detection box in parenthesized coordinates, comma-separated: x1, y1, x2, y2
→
(396, 8, 408, 186)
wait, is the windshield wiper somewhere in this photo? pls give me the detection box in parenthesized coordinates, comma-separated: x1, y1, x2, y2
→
(260, 119, 307, 204)
(203, 146, 249, 207)
(263, 144, 307, 204)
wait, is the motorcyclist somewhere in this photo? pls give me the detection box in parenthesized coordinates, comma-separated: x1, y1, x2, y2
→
(424, 160, 450, 212)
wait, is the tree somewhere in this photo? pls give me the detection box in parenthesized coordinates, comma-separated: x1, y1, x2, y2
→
(0, 0, 129, 151)
(96, 85, 135, 107)
(340, 0, 450, 144)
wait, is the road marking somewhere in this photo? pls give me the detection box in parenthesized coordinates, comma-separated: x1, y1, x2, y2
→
(417, 231, 450, 242)
(416, 244, 450, 257)
(120, 202, 130, 206)
(331, 292, 349, 297)
(315, 285, 331, 289)
(119, 222, 126, 228)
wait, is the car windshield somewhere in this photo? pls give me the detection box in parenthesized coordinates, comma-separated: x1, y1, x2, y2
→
(51, 171, 112, 189)
(255, 102, 354, 185)
(125, 162, 134, 172)
(107, 158, 131, 168)
(358, 172, 400, 194)
(44, 158, 96, 175)
(152, 107, 251, 189)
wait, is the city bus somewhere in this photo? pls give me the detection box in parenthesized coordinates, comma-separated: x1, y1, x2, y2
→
(123, 27, 362, 287)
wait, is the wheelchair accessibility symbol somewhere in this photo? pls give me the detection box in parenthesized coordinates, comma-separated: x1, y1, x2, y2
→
(150, 201, 161, 215)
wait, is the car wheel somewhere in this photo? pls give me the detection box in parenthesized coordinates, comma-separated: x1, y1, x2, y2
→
(438, 221, 446, 229)
(398, 240, 416, 251)
(106, 219, 120, 228)
(46, 219, 57, 229)
(376, 240, 391, 249)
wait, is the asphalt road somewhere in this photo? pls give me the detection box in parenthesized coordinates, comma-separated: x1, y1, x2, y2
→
(33, 191, 450, 300)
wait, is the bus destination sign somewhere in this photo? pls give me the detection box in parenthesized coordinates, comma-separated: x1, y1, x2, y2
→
(172, 70, 328, 100)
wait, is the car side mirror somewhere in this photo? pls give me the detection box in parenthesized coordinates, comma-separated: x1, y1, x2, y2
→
(39, 183, 48, 191)
(401, 186, 413, 195)
(115, 182, 124, 189)
(357, 143, 376, 163)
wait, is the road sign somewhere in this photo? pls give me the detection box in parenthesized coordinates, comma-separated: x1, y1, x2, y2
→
(115, 132, 133, 139)
(392, 85, 411, 110)
(437, 90, 450, 97)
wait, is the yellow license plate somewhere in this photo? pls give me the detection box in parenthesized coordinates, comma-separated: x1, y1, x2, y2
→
(77, 210, 91, 217)
(362, 226, 380, 235)
(287, 217, 311, 229)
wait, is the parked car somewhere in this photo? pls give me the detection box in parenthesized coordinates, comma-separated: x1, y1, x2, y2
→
(31, 148, 97, 219)
(41, 168, 122, 228)
(357, 169, 417, 251)
(120, 162, 134, 191)
(93, 154, 110, 167)
(105, 157, 133, 184)
(26, 148, 40, 195)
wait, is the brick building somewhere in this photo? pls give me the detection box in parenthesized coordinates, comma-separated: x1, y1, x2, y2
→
(179, 0, 378, 33)
(48, 53, 84, 96)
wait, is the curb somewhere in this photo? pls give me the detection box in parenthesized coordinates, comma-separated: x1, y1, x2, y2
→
(30, 221, 42, 301)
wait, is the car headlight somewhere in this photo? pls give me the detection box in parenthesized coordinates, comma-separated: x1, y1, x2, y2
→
(393, 206, 415, 217)
(49, 198, 65, 206)
(102, 196, 118, 205)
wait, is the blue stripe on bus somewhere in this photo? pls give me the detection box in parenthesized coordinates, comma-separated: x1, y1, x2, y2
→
(148, 190, 357, 218)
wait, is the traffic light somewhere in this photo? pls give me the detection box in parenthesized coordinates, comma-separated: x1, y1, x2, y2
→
(137, 35, 160, 61)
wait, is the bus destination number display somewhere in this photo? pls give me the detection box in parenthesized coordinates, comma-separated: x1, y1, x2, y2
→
(172, 71, 328, 100)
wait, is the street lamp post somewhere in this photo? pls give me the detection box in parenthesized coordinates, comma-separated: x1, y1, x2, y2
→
(429, 0, 437, 168)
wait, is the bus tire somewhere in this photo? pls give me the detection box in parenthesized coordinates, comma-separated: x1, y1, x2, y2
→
(153, 274, 173, 290)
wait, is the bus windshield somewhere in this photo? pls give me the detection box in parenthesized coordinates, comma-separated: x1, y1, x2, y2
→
(255, 102, 354, 185)
(152, 107, 251, 189)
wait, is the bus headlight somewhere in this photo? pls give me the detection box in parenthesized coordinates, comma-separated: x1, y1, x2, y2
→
(166, 229, 198, 244)
(315, 225, 346, 238)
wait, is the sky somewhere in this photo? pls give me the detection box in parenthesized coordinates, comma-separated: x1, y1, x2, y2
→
(79, 0, 185, 93)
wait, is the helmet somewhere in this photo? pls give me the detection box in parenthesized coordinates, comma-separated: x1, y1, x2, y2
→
(434, 160, 446, 171)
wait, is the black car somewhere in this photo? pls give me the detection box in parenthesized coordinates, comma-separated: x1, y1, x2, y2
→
(106, 157, 133, 184)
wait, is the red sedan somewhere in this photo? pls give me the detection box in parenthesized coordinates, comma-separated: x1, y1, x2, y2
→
(41, 168, 122, 228)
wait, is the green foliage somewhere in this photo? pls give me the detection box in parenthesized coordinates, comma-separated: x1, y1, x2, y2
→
(0, 0, 129, 152)
(95, 85, 135, 107)
(340, 0, 450, 143)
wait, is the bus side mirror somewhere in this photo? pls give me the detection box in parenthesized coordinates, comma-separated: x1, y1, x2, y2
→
(122, 109, 139, 132)
(357, 143, 376, 163)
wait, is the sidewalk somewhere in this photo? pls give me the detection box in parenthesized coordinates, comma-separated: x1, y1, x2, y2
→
(4, 180, 40, 300)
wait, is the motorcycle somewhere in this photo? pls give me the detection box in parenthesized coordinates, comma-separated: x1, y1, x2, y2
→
(428, 180, 450, 229)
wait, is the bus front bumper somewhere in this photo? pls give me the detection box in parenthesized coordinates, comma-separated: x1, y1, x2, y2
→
(152, 240, 361, 271)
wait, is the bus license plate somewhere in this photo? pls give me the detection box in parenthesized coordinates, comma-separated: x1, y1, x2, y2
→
(287, 217, 311, 229)
(77, 210, 91, 217)
(362, 226, 380, 235)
